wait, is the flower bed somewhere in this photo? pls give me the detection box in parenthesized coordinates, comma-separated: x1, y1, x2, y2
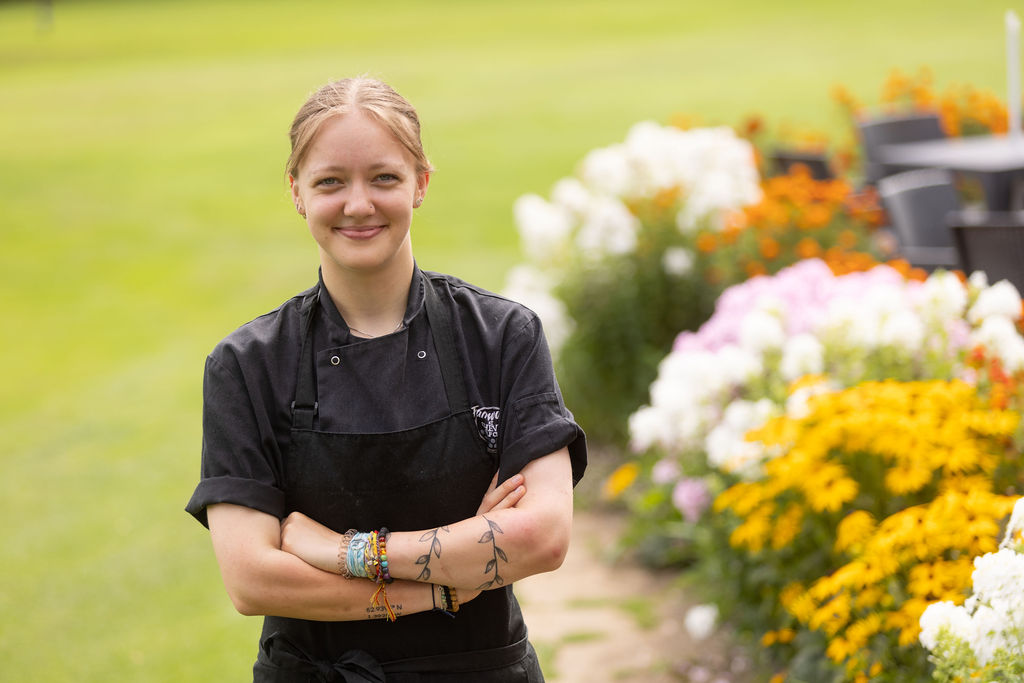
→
(618, 260, 1024, 680)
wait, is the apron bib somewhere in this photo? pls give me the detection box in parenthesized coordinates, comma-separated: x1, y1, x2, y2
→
(254, 279, 543, 682)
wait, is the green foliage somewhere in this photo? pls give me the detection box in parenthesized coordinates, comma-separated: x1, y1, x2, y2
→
(555, 218, 719, 444)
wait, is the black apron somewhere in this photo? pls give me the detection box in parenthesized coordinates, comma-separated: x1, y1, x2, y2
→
(253, 279, 544, 682)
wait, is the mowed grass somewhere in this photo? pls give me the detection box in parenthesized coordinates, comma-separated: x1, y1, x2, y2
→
(0, 0, 1013, 678)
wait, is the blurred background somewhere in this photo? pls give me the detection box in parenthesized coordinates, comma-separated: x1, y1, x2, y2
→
(0, 0, 1014, 679)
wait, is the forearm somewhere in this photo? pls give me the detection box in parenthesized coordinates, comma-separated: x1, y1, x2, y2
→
(209, 503, 436, 622)
(280, 449, 575, 592)
(386, 505, 570, 590)
(226, 546, 433, 621)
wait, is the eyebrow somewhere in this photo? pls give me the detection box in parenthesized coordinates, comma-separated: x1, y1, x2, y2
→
(307, 161, 405, 175)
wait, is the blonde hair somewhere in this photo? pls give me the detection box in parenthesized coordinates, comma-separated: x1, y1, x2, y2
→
(286, 77, 433, 179)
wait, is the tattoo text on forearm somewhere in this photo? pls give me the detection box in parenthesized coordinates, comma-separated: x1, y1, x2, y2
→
(366, 604, 402, 620)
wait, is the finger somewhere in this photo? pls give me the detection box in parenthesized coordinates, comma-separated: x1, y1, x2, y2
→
(486, 483, 526, 512)
(476, 473, 523, 515)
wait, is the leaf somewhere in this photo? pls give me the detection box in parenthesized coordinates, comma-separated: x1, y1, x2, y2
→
(431, 538, 443, 557)
(488, 519, 504, 534)
(417, 567, 432, 581)
(479, 531, 494, 543)
(495, 575, 504, 586)
(419, 530, 436, 542)
(485, 559, 496, 573)
(415, 555, 429, 565)
(476, 580, 493, 590)
(495, 547, 508, 562)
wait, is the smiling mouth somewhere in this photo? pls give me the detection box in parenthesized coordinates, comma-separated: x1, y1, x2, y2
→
(335, 225, 385, 240)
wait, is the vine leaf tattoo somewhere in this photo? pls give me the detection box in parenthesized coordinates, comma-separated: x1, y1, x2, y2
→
(476, 516, 508, 590)
(415, 526, 450, 581)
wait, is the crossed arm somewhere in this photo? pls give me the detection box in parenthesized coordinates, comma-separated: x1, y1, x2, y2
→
(206, 447, 573, 622)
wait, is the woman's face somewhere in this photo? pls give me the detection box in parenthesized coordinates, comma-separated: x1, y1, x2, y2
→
(290, 110, 428, 278)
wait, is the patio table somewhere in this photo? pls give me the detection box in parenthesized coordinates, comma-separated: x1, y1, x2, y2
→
(875, 135, 1024, 210)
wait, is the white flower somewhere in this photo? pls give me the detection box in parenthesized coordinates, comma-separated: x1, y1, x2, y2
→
(780, 333, 824, 381)
(879, 309, 925, 352)
(628, 405, 675, 453)
(919, 601, 976, 652)
(579, 144, 633, 197)
(969, 315, 1024, 372)
(715, 344, 764, 386)
(575, 196, 639, 257)
(919, 270, 968, 322)
(501, 265, 574, 356)
(968, 280, 1023, 323)
(739, 309, 785, 353)
(1001, 497, 1024, 550)
(662, 246, 695, 277)
(968, 270, 990, 290)
(683, 604, 719, 641)
(513, 194, 574, 264)
(550, 177, 592, 216)
(705, 398, 776, 476)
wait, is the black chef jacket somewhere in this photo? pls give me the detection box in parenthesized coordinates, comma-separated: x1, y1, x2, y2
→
(186, 266, 586, 527)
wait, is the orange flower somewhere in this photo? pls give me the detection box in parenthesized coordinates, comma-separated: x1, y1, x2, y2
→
(745, 260, 768, 278)
(796, 238, 822, 259)
(696, 232, 718, 253)
(796, 204, 833, 231)
(838, 229, 860, 249)
(758, 236, 781, 260)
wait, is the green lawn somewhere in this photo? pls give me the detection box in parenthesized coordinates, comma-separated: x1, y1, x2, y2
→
(0, 0, 1014, 678)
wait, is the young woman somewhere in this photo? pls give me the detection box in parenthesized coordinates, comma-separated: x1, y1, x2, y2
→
(186, 77, 587, 682)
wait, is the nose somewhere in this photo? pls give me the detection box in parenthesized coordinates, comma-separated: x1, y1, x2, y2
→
(343, 182, 375, 217)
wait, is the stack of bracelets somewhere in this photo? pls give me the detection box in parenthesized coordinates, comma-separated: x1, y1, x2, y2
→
(338, 528, 459, 621)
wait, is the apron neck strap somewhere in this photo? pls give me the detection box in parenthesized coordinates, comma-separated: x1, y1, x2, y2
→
(291, 287, 320, 430)
(423, 277, 470, 413)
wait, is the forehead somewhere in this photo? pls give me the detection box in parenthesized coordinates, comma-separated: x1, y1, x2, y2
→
(302, 110, 414, 173)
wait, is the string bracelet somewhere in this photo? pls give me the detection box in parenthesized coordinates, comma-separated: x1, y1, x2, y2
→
(337, 529, 357, 578)
(433, 585, 457, 618)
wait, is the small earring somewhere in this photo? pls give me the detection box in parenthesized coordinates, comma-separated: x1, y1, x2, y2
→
(413, 197, 423, 208)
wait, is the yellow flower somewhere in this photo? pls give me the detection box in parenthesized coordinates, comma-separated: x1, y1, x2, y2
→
(835, 510, 876, 554)
(771, 503, 804, 550)
(601, 462, 638, 500)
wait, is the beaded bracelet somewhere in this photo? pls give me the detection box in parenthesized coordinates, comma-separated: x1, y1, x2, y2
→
(378, 527, 393, 584)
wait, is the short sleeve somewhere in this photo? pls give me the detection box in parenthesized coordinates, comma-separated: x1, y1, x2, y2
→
(185, 354, 287, 528)
(497, 316, 586, 486)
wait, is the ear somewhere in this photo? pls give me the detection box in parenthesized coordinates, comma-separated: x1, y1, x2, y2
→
(289, 175, 305, 216)
(414, 171, 430, 206)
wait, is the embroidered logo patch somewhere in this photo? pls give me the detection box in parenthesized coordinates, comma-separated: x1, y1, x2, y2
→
(473, 405, 500, 454)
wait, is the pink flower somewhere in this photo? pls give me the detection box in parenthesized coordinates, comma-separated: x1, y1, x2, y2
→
(672, 477, 712, 523)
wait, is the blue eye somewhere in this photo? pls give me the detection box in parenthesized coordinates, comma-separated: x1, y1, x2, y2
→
(317, 177, 339, 186)
(376, 173, 399, 182)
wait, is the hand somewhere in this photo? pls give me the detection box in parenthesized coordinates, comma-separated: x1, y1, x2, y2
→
(280, 511, 344, 574)
(475, 472, 526, 516)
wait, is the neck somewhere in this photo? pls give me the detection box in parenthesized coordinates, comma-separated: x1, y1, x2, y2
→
(320, 252, 415, 338)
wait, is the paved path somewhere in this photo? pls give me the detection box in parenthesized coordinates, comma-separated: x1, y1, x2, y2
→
(515, 510, 757, 682)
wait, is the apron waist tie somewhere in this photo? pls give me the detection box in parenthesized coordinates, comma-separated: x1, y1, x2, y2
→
(382, 634, 530, 674)
(258, 632, 531, 681)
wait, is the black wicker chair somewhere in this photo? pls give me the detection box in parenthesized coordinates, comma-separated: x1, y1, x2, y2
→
(877, 168, 961, 271)
(769, 148, 833, 180)
(856, 112, 946, 186)
(950, 210, 1024, 293)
